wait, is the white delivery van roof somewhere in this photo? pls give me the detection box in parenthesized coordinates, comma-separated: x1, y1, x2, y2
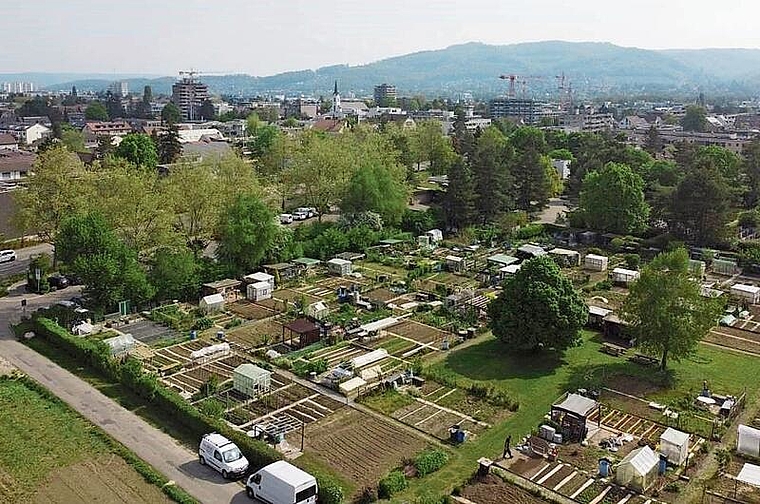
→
(261, 461, 315, 487)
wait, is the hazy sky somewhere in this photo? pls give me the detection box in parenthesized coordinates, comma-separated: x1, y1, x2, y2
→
(2, 0, 758, 76)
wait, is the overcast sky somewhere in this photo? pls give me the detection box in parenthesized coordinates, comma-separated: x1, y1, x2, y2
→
(1, 0, 758, 76)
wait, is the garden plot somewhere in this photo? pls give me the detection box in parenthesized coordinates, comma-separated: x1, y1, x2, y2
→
(460, 473, 550, 504)
(387, 319, 450, 347)
(296, 407, 427, 491)
(709, 455, 760, 503)
(228, 300, 277, 320)
(364, 287, 404, 305)
(226, 318, 284, 350)
(273, 288, 322, 305)
(366, 334, 420, 358)
(706, 327, 760, 355)
(588, 407, 667, 442)
(163, 354, 250, 395)
(124, 318, 180, 345)
(310, 342, 403, 373)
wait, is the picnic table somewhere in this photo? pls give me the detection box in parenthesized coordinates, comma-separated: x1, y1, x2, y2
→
(629, 353, 659, 366)
(601, 342, 627, 357)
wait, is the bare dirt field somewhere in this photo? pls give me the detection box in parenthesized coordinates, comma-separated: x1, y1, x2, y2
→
(460, 474, 549, 504)
(228, 300, 278, 320)
(31, 455, 170, 504)
(226, 318, 284, 349)
(300, 408, 427, 490)
(389, 319, 450, 346)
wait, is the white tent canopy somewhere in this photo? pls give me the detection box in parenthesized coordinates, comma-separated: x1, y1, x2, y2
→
(660, 428, 690, 465)
(738, 463, 760, 488)
(738, 424, 760, 458)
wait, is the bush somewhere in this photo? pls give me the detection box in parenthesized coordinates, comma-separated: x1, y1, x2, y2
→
(355, 487, 377, 504)
(623, 253, 640, 269)
(314, 472, 345, 504)
(378, 470, 407, 499)
(414, 449, 449, 477)
(512, 223, 545, 240)
(193, 316, 213, 330)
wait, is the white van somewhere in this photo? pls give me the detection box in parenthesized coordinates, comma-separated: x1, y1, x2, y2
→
(279, 213, 293, 225)
(198, 433, 249, 479)
(246, 460, 317, 504)
(0, 250, 16, 263)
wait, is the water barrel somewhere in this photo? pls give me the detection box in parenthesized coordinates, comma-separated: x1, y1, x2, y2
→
(598, 458, 610, 477)
(659, 454, 668, 475)
(190, 330, 197, 340)
(467, 327, 476, 339)
(455, 430, 466, 443)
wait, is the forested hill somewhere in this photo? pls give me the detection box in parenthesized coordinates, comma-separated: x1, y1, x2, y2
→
(38, 41, 760, 98)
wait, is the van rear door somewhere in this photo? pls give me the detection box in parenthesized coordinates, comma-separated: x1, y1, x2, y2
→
(295, 481, 318, 504)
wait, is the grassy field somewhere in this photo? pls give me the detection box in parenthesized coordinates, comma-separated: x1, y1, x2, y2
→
(0, 376, 172, 504)
(397, 330, 760, 501)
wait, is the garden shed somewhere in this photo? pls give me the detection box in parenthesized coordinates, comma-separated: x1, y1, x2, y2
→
(731, 283, 760, 304)
(233, 363, 271, 398)
(615, 445, 659, 491)
(202, 278, 241, 301)
(327, 258, 352, 276)
(247, 281, 272, 302)
(660, 428, 690, 466)
(578, 231, 598, 245)
(282, 318, 321, 349)
(517, 244, 547, 260)
(244, 271, 275, 290)
(738, 424, 760, 458)
(588, 305, 612, 328)
(103, 333, 136, 357)
(584, 254, 608, 272)
(551, 393, 600, 442)
(611, 267, 640, 286)
(292, 257, 321, 276)
(549, 248, 580, 267)
(737, 463, 760, 489)
(487, 253, 519, 268)
(445, 255, 466, 273)
(499, 264, 521, 278)
(689, 260, 706, 277)
(263, 262, 299, 281)
(713, 258, 740, 276)
(425, 229, 443, 243)
(199, 293, 225, 314)
(306, 301, 329, 320)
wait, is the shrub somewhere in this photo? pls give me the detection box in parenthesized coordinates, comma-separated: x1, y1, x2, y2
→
(623, 253, 640, 269)
(193, 316, 213, 330)
(355, 487, 377, 504)
(378, 470, 407, 499)
(314, 472, 344, 504)
(414, 449, 449, 477)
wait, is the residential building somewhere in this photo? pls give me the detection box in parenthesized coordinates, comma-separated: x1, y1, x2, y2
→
(285, 98, 318, 119)
(171, 77, 209, 121)
(1, 82, 35, 93)
(0, 123, 51, 145)
(0, 134, 18, 151)
(374, 83, 397, 105)
(109, 80, 129, 98)
(83, 121, 132, 139)
(0, 150, 35, 182)
(552, 159, 571, 179)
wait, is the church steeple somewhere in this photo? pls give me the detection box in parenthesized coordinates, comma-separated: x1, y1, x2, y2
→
(332, 80, 341, 116)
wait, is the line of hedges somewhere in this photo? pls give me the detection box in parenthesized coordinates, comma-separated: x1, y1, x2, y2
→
(30, 317, 282, 469)
(3, 375, 199, 504)
(29, 317, 346, 502)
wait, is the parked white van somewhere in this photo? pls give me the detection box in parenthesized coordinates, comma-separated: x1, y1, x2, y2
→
(0, 250, 16, 263)
(279, 213, 294, 225)
(246, 460, 317, 503)
(198, 433, 249, 479)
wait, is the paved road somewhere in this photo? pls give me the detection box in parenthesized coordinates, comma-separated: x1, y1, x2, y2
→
(0, 243, 54, 278)
(0, 289, 248, 504)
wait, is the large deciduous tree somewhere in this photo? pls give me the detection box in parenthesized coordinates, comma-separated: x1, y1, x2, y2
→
(216, 194, 278, 275)
(621, 248, 721, 371)
(488, 256, 587, 352)
(410, 120, 456, 175)
(85, 101, 109, 121)
(580, 162, 650, 234)
(161, 102, 182, 126)
(114, 133, 159, 169)
(681, 105, 708, 132)
(149, 248, 200, 302)
(341, 160, 408, 227)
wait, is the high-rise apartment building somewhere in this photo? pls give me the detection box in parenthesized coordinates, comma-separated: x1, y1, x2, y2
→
(374, 83, 397, 106)
(171, 77, 209, 121)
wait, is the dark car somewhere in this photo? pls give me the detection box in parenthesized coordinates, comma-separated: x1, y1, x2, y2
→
(47, 274, 70, 290)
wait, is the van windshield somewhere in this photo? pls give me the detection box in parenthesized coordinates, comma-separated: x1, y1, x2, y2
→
(222, 447, 242, 463)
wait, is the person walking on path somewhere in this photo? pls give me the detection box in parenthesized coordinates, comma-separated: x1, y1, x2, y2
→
(503, 434, 512, 459)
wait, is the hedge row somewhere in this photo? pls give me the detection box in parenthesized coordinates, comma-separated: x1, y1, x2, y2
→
(30, 317, 346, 502)
(3, 375, 199, 504)
(414, 449, 449, 477)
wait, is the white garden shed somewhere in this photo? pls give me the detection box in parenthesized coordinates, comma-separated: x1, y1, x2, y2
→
(244, 271, 275, 290)
(425, 229, 443, 243)
(233, 363, 271, 398)
(327, 258, 352, 276)
(199, 293, 225, 314)
(615, 445, 659, 491)
(247, 281, 273, 302)
(103, 333, 136, 357)
(738, 424, 760, 458)
(445, 255, 465, 273)
(660, 428, 690, 466)
(731, 284, 760, 304)
(612, 267, 640, 286)
(584, 254, 609, 272)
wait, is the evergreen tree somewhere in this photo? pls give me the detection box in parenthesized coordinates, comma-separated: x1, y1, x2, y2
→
(510, 127, 550, 210)
(644, 125, 663, 155)
(471, 126, 513, 223)
(444, 158, 477, 230)
(157, 125, 183, 164)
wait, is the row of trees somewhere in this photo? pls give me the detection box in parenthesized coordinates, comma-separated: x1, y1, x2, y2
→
(489, 249, 719, 372)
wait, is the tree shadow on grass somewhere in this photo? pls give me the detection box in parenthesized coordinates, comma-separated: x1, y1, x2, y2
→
(441, 338, 569, 381)
(559, 358, 675, 399)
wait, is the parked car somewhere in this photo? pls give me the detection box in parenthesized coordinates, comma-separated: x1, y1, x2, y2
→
(279, 213, 293, 225)
(293, 211, 308, 221)
(296, 207, 318, 218)
(246, 461, 317, 504)
(0, 249, 16, 263)
(47, 274, 69, 290)
(198, 433, 248, 479)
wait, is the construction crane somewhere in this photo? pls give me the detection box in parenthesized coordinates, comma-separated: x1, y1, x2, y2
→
(498, 74, 546, 98)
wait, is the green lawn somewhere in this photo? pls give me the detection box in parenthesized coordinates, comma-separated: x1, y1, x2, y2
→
(0, 377, 109, 501)
(398, 330, 760, 501)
